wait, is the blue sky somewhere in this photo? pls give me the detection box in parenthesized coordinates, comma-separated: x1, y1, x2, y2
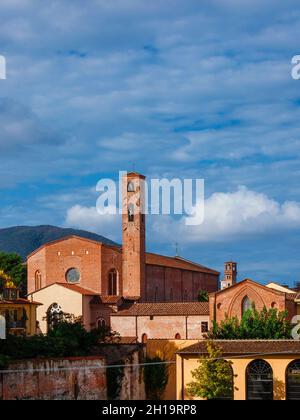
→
(1, 0, 300, 285)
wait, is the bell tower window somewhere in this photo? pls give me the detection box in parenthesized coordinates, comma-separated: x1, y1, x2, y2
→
(128, 203, 134, 222)
(127, 181, 135, 192)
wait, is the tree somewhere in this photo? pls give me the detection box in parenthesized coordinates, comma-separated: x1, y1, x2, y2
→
(143, 356, 169, 400)
(0, 252, 27, 296)
(209, 306, 292, 339)
(198, 290, 209, 302)
(187, 341, 235, 400)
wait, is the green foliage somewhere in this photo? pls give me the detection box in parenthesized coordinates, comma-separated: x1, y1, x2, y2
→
(107, 363, 125, 400)
(198, 290, 209, 302)
(0, 354, 10, 369)
(0, 315, 117, 361)
(187, 341, 234, 400)
(209, 307, 292, 339)
(143, 356, 169, 400)
(0, 252, 27, 295)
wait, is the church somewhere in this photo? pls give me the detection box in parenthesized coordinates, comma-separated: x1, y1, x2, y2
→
(27, 171, 300, 339)
(27, 172, 220, 336)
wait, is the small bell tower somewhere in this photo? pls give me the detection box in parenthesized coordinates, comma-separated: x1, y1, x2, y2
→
(221, 262, 237, 290)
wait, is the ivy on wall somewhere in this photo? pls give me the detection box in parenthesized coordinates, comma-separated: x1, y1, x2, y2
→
(143, 356, 169, 400)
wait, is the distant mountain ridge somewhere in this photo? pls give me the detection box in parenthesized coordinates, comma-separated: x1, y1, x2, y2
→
(0, 225, 118, 260)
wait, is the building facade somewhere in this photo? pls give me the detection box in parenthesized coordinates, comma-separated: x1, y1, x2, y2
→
(176, 340, 300, 400)
(27, 172, 219, 333)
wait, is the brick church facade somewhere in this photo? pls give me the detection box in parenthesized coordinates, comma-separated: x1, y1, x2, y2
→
(27, 172, 219, 335)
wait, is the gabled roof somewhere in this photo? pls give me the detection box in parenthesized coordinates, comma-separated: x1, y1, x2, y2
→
(266, 282, 295, 294)
(112, 302, 210, 316)
(57, 283, 101, 296)
(177, 340, 300, 356)
(146, 253, 219, 275)
(27, 235, 121, 259)
(210, 278, 290, 297)
(0, 298, 42, 306)
(28, 282, 100, 297)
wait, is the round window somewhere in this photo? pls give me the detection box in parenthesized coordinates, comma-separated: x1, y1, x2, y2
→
(66, 268, 80, 283)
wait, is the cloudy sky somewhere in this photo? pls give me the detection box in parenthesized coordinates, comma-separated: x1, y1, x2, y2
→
(1, 0, 300, 285)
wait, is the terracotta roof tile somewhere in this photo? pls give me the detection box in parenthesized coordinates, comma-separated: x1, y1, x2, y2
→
(90, 295, 123, 305)
(0, 298, 41, 306)
(56, 283, 100, 296)
(146, 253, 219, 275)
(112, 302, 209, 316)
(177, 340, 300, 356)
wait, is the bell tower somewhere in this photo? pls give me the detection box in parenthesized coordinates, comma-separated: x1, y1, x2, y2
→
(221, 261, 237, 290)
(122, 172, 146, 299)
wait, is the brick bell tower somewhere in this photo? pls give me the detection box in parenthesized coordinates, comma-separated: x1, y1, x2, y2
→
(122, 172, 146, 300)
(221, 261, 237, 290)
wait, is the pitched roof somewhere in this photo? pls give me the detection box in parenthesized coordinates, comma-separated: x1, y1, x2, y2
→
(90, 295, 123, 305)
(0, 298, 41, 306)
(177, 340, 300, 356)
(146, 253, 219, 275)
(27, 235, 121, 259)
(210, 278, 290, 297)
(28, 282, 100, 296)
(57, 283, 100, 295)
(112, 302, 210, 316)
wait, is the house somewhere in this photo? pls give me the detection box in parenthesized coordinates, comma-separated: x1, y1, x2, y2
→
(0, 281, 40, 336)
(176, 340, 300, 400)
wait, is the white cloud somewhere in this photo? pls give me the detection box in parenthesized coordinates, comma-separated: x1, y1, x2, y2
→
(65, 204, 121, 242)
(150, 186, 300, 243)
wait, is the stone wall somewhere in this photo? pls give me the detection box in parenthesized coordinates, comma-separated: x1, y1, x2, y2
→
(0, 356, 106, 400)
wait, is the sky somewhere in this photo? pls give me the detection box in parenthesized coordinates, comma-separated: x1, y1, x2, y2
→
(1, 0, 300, 286)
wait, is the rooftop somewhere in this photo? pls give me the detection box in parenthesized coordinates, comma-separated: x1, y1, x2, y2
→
(112, 301, 210, 316)
(177, 340, 300, 356)
(146, 253, 219, 275)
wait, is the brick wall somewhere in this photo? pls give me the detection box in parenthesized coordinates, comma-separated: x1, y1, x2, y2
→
(111, 315, 210, 341)
(210, 280, 297, 323)
(145, 265, 218, 302)
(0, 357, 106, 400)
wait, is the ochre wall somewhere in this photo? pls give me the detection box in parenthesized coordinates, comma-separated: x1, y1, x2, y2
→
(176, 354, 300, 401)
(146, 339, 198, 400)
(30, 284, 83, 334)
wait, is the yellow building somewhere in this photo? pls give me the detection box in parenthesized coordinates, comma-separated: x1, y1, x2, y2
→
(176, 340, 300, 400)
(0, 282, 41, 336)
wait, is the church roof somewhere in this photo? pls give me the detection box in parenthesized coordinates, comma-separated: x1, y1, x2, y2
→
(177, 340, 300, 356)
(146, 253, 219, 275)
(111, 301, 210, 316)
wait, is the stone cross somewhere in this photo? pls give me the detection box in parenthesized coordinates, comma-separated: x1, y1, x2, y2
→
(0, 315, 6, 339)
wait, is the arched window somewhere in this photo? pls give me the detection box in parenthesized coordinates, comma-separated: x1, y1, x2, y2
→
(142, 333, 148, 344)
(127, 181, 135, 192)
(175, 333, 181, 339)
(286, 360, 300, 400)
(246, 360, 273, 400)
(47, 303, 63, 332)
(108, 269, 118, 295)
(242, 296, 252, 314)
(35, 270, 42, 290)
(128, 203, 134, 222)
(97, 318, 106, 330)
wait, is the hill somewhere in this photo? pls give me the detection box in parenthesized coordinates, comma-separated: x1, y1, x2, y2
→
(0, 225, 118, 260)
